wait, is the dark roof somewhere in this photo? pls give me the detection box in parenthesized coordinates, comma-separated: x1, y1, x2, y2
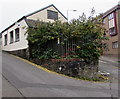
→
(1, 16, 25, 33)
(102, 4, 120, 18)
(1, 4, 67, 33)
(25, 19, 42, 28)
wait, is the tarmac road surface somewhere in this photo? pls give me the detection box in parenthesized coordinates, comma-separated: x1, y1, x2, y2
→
(2, 52, 118, 98)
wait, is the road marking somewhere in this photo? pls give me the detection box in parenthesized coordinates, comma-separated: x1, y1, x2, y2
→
(99, 60, 107, 64)
(112, 66, 120, 69)
(10, 54, 108, 83)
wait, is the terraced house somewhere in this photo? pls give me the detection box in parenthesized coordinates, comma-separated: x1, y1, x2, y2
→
(102, 3, 120, 57)
(0, 4, 67, 56)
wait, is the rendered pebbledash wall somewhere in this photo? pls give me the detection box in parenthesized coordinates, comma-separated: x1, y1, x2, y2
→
(2, 19, 28, 51)
(27, 6, 67, 23)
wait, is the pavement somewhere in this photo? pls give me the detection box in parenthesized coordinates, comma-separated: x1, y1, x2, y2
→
(2, 52, 119, 98)
(2, 75, 23, 98)
(99, 56, 119, 67)
(100, 56, 118, 62)
(0, 50, 24, 98)
(99, 55, 119, 80)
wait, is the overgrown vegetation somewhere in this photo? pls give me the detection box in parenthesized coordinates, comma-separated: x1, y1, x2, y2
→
(27, 14, 107, 61)
(26, 12, 108, 81)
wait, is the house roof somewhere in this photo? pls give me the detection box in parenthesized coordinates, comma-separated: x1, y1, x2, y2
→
(1, 16, 26, 33)
(25, 19, 42, 28)
(1, 4, 67, 33)
(25, 19, 50, 29)
(25, 4, 67, 20)
(102, 4, 120, 18)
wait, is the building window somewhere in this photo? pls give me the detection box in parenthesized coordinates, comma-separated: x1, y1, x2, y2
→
(108, 13, 114, 20)
(108, 12, 117, 36)
(15, 28, 20, 42)
(47, 10, 58, 20)
(109, 27, 115, 35)
(112, 41, 118, 49)
(10, 31, 14, 44)
(4, 34, 7, 46)
(103, 31, 106, 37)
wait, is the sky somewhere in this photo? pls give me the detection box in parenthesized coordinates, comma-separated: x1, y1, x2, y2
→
(0, 0, 119, 32)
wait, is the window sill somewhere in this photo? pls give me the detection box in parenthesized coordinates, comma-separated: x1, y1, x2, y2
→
(9, 42, 13, 44)
(112, 48, 118, 49)
(109, 33, 117, 36)
(15, 39, 20, 42)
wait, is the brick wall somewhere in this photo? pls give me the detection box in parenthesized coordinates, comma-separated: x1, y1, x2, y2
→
(103, 10, 119, 57)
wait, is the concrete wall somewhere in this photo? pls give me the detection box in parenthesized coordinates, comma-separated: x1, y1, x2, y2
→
(27, 6, 67, 23)
(2, 19, 28, 51)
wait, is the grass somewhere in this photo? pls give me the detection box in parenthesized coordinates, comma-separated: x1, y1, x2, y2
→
(75, 74, 109, 82)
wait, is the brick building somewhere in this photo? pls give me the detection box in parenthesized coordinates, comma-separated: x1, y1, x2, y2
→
(102, 3, 120, 57)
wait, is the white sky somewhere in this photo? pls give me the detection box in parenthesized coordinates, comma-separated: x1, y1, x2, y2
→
(0, 0, 119, 32)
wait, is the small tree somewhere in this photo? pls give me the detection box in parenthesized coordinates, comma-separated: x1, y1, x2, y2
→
(69, 13, 107, 64)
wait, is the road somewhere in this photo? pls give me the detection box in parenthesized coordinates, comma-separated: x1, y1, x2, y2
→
(2, 52, 118, 98)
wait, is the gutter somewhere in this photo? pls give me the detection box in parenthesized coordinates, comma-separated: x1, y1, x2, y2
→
(0, 16, 26, 34)
(102, 5, 120, 19)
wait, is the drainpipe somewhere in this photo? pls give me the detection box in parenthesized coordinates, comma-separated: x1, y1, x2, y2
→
(118, 4, 120, 62)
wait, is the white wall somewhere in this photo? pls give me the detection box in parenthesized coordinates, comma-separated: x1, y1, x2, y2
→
(1, 5, 67, 51)
(27, 6, 67, 23)
(2, 19, 28, 51)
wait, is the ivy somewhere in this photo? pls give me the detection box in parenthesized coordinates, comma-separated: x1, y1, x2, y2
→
(26, 13, 108, 64)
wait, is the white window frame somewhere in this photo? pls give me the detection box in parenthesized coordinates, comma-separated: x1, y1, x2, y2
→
(108, 13, 114, 20)
(112, 41, 118, 49)
(15, 28, 20, 42)
(10, 31, 14, 44)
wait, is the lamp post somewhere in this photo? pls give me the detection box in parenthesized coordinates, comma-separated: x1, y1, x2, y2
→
(67, 10, 77, 22)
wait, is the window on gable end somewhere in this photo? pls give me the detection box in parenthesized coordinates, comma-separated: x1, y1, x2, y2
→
(47, 10, 58, 20)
